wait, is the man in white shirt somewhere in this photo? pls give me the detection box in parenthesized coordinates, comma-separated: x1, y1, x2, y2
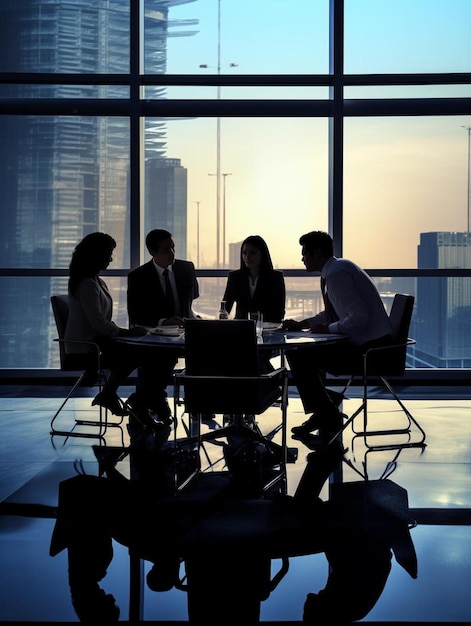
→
(282, 231, 393, 439)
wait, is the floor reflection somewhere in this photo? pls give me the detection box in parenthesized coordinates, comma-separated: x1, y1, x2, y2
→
(0, 389, 470, 623)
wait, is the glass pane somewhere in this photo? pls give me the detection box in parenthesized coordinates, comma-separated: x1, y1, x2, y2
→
(343, 116, 471, 269)
(153, 0, 329, 75)
(0, 86, 130, 99)
(0, 277, 128, 369)
(144, 117, 328, 270)
(0, 116, 130, 270)
(345, 85, 471, 99)
(0, 0, 130, 74)
(8, 273, 468, 371)
(147, 86, 330, 100)
(345, 0, 471, 74)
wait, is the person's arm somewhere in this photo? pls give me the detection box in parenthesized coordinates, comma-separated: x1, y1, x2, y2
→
(222, 272, 236, 316)
(275, 271, 286, 322)
(327, 271, 369, 336)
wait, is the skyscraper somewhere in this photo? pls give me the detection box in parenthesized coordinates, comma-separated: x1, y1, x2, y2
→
(416, 231, 471, 368)
(0, 0, 197, 367)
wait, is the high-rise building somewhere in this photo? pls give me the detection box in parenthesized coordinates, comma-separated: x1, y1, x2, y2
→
(416, 231, 471, 368)
(0, 0, 197, 367)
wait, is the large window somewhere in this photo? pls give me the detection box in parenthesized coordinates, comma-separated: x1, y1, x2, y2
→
(0, 0, 470, 373)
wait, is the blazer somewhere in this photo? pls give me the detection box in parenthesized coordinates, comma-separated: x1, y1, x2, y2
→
(64, 276, 120, 353)
(127, 259, 199, 327)
(222, 269, 286, 323)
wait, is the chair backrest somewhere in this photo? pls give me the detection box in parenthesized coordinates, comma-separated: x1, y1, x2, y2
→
(51, 294, 69, 341)
(184, 319, 259, 377)
(363, 293, 415, 376)
(182, 319, 278, 414)
(389, 293, 414, 344)
(51, 294, 93, 371)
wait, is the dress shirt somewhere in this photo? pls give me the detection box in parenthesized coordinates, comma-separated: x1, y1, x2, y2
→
(153, 261, 181, 321)
(307, 256, 393, 346)
(248, 275, 258, 299)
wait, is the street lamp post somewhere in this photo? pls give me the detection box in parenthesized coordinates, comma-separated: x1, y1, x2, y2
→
(463, 126, 471, 232)
(199, 0, 238, 267)
(222, 173, 232, 267)
(194, 200, 201, 267)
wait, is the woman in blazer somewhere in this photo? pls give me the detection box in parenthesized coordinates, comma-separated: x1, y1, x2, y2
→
(65, 232, 147, 416)
(222, 235, 286, 323)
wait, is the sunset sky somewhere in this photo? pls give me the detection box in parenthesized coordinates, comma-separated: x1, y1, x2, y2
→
(159, 0, 471, 269)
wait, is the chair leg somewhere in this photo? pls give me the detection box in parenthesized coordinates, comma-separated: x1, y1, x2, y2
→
(346, 377, 426, 451)
(50, 372, 117, 440)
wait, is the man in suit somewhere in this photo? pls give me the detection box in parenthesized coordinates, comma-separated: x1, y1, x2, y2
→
(282, 230, 393, 439)
(127, 229, 199, 423)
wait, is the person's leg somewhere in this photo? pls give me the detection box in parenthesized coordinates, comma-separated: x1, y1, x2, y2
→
(287, 341, 360, 435)
(286, 343, 346, 414)
(91, 339, 136, 415)
(133, 352, 178, 421)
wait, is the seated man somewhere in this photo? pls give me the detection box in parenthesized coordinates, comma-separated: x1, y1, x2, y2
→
(283, 230, 393, 438)
(127, 229, 199, 424)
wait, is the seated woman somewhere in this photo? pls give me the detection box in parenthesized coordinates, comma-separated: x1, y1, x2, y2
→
(222, 234, 286, 323)
(64, 232, 149, 418)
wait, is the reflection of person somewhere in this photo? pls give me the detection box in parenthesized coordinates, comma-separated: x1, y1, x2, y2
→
(49, 440, 417, 624)
(64, 232, 148, 417)
(283, 231, 393, 438)
(222, 235, 285, 323)
(127, 229, 199, 421)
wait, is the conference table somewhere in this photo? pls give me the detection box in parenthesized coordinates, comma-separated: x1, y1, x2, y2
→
(119, 324, 346, 353)
(117, 324, 347, 460)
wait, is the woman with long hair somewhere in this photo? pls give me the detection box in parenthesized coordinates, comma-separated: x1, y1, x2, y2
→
(222, 235, 285, 323)
(65, 232, 147, 416)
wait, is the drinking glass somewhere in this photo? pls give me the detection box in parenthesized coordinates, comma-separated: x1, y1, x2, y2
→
(249, 311, 263, 343)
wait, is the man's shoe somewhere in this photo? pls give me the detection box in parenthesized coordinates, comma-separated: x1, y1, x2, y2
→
(92, 391, 128, 416)
(291, 411, 346, 438)
(291, 413, 322, 436)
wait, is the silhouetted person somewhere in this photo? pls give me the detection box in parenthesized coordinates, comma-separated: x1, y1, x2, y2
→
(127, 229, 199, 424)
(222, 235, 286, 323)
(65, 232, 152, 419)
(283, 231, 393, 439)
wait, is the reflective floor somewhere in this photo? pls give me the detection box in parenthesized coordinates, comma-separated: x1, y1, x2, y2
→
(0, 383, 470, 624)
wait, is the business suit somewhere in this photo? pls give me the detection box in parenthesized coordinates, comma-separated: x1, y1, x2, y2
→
(127, 259, 199, 327)
(222, 269, 286, 323)
(127, 259, 199, 414)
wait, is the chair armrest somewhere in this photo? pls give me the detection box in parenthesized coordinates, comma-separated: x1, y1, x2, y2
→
(54, 337, 101, 354)
(363, 337, 415, 357)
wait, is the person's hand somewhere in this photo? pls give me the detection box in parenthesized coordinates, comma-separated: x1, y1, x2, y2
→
(125, 326, 148, 337)
(163, 316, 185, 327)
(309, 324, 330, 334)
(282, 319, 304, 331)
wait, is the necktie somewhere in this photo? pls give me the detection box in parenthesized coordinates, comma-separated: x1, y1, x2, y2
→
(321, 277, 339, 322)
(163, 268, 175, 317)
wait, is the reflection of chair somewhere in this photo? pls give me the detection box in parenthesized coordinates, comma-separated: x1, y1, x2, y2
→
(50, 294, 124, 439)
(173, 319, 289, 493)
(330, 294, 426, 451)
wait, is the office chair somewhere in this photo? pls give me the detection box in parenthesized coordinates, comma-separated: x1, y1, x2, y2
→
(329, 294, 426, 452)
(173, 319, 289, 494)
(50, 294, 124, 440)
